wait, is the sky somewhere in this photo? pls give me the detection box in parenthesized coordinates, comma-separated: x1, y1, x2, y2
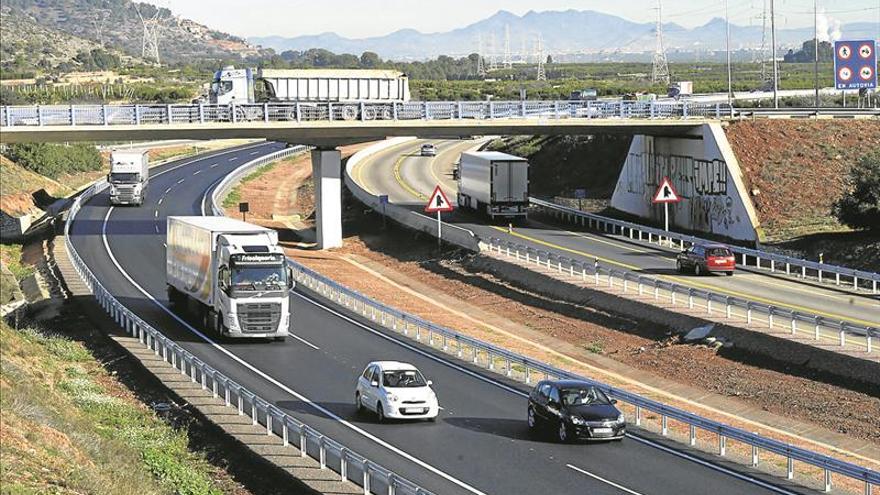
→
(161, 0, 880, 39)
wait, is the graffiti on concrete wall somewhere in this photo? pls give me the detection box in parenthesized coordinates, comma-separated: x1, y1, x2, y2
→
(622, 151, 740, 234)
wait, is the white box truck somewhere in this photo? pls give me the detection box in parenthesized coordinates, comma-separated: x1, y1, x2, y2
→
(108, 150, 149, 206)
(456, 151, 529, 220)
(166, 216, 292, 340)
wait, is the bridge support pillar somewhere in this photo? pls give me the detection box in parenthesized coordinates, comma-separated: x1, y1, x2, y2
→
(312, 148, 343, 249)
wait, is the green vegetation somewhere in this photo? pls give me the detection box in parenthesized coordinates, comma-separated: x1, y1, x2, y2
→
(0, 244, 34, 281)
(0, 319, 230, 495)
(834, 151, 880, 230)
(222, 161, 278, 209)
(2, 143, 102, 179)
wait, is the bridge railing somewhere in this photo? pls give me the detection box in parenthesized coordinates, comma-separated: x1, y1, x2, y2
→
(0, 100, 735, 127)
(64, 157, 435, 495)
(529, 198, 880, 294)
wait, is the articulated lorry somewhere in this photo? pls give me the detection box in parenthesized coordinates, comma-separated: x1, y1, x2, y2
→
(166, 216, 292, 340)
(208, 66, 410, 120)
(108, 150, 149, 206)
(456, 151, 529, 221)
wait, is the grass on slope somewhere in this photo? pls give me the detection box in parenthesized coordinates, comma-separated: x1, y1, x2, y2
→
(221, 161, 279, 209)
(0, 319, 231, 495)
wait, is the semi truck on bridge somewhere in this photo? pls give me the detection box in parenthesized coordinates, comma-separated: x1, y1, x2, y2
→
(166, 216, 292, 340)
(208, 66, 410, 120)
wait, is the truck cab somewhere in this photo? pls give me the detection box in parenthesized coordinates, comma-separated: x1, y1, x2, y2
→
(108, 150, 149, 206)
(209, 66, 255, 104)
(214, 237, 292, 338)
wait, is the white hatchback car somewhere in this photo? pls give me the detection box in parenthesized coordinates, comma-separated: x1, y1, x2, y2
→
(355, 361, 439, 422)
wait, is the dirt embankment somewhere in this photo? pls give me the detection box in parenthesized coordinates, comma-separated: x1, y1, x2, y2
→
(226, 148, 880, 449)
(725, 120, 880, 267)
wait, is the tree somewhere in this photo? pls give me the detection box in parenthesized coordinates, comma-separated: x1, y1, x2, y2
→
(833, 151, 880, 230)
(360, 51, 381, 68)
(546, 55, 553, 64)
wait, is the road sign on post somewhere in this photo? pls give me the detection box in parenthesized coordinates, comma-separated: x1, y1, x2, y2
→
(238, 202, 249, 222)
(378, 194, 389, 228)
(425, 185, 454, 246)
(834, 40, 878, 91)
(652, 177, 680, 246)
(574, 188, 587, 211)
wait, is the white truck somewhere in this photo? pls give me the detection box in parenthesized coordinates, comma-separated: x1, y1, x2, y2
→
(208, 66, 410, 120)
(456, 151, 529, 221)
(108, 150, 149, 206)
(166, 216, 292, 340)
(667, 81, 694, 99)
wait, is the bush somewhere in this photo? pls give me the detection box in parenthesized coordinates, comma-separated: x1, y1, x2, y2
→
(2, 143, 102, 179)
(834, 151, 880, 230)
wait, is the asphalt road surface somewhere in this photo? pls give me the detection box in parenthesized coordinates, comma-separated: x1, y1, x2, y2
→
(70, 141, 821, 495)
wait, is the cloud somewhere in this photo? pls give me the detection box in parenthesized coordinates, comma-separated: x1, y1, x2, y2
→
(816, 9, 842, 43)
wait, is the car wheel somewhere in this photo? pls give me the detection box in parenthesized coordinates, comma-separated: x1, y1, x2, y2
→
(427, 416, 437, 423)
(694, 264, 702, 276)
(527, 406, 538, 430)
(376, 403, 385, 423)
(557, 421, 570, 443)
(355, 392, 364, 414)
(726, 271, 734, 277)
(676, 260, 684, 273)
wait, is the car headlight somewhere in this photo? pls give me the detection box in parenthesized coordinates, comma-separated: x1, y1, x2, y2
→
(386, 393, 399, 402)
(569, 415, 585, 425)
(617, 413, 626, 424)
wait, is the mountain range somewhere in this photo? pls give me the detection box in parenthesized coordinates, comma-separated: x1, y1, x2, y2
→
(250, 9, 878, 61)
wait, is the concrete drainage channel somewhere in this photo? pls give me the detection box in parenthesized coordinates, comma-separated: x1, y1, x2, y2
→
(339, 140, 880, 494)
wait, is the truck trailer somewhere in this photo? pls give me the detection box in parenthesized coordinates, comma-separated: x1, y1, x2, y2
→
(456, 151, 529, 221)
(108, 150, 149, 206)
(209, 66, 410, 116)
(166, 216, 292, 340)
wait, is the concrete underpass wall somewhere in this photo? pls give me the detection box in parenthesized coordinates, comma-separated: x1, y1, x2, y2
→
(610, 123, 762, 242)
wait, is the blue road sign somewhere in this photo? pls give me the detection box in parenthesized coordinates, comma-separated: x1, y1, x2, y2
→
(834, 40, 877, 90)
(574, 188, 587, 199)
(379, 194, 389, 205)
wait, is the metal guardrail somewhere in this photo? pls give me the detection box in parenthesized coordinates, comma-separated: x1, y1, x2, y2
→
(0, 100, 733, 128)
(65, 161, 434, 495)
(281, 236, 880, 495)
(733, 107, 880, 118)
(206, 143, 879, 494)
(486, 236, 876, 355)
(530, 198, 880, 294)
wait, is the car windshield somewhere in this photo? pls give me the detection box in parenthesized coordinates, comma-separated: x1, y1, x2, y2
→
(382, 369, 427, 388)
(707, 248, 732, 257)
(109, 172, 141, 183)
(560, 386, 611, 406)
(231, 265, 287, 291)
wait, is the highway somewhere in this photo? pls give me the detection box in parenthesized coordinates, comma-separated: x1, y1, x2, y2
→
(69, 142, 822, 495)
(352, 139, 880, 336)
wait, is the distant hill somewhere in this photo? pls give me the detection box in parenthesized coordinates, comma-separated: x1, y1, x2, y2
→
(0, 0, 270, 74)
(250, 9, 879, 61)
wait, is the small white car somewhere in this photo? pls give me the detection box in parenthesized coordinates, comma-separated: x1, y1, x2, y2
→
(355, 361, 439, 422)
(420, 143, 437, 156)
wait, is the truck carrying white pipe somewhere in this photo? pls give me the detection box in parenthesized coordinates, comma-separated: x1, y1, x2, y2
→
(456, 151, 529, 220)
(108, 150, 149, 206)
(166, 216, 292, 340)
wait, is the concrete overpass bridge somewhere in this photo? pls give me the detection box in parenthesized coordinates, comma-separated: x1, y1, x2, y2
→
(4, 100, 874, 248)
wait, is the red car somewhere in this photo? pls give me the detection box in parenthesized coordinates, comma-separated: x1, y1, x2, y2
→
(676, 243, 735, 276)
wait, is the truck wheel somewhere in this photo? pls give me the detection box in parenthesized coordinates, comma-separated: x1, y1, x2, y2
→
(166, 285, 180, 306)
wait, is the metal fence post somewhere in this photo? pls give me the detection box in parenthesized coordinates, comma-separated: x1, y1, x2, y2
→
(167, 104, 173, 124)
(102, 105, 109, 125)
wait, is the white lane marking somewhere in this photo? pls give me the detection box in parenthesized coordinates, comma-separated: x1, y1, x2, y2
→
(154, 210, 159, 218)
(288, 333, 320, 350)
(193, 170, 202, 175)
(249, 151, 259, 155)
(229, 156, 238, 161)
(99, 209, 487, 495)
(566, 465, 644, 495)
(157, 197, 164, 205)
(177, 179, 185, 184)
(292, 293, 803, 495)
(154, 225, 160, 233)
(165, 187, 173, 194)
(210, 163, 219, 168)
